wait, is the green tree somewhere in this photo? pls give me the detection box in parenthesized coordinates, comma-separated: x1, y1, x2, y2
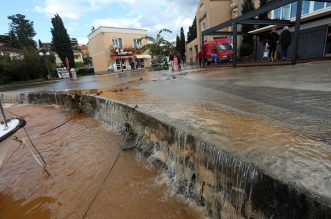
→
(141, 29, 174, 61)
(0, 35, 10, 46)
(51, 14, 75, 69)
(8, 30, 20, 48)
(180, 27, 186, 58)
(176, 35, 180, 54)
(240, 0, 255, 56)
(187, 17, 197, 43)
(7, 14, 36, 49)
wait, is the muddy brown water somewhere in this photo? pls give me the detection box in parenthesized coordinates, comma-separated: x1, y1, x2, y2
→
(0, 104, 204, 219)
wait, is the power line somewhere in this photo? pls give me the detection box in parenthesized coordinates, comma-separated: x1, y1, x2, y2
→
(82, 150, 121, 219)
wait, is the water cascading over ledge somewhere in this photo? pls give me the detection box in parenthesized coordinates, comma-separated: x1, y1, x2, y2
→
(4, 91, 331, 219)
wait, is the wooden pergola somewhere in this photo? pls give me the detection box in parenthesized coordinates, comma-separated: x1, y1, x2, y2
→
(201, 0, 331, 66)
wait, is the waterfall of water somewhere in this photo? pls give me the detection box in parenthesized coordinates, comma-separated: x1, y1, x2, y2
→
(3, 91, 330, 219)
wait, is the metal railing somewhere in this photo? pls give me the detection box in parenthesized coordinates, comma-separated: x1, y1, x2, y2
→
(0, 101, 8, 129)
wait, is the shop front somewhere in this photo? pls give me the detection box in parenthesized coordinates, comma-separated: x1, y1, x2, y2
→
(110, 55, 134, 72)
(109, 54, 151, 72)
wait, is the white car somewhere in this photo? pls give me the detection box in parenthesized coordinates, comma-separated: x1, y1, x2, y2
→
(56, 68, 70, 79)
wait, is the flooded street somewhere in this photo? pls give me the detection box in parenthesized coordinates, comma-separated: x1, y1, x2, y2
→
(94, 62, 331, 203)
(0, 104, 203, 219)
(1, 62, 331, 217)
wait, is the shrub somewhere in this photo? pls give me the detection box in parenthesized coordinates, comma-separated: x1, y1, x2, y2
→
(0, 47, 55, 84)
(75, 62, 85, 68)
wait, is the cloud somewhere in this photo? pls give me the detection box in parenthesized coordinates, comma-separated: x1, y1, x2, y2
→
(91, 0, 199, 40)
(35, 0, 135, 19)
(93, 17, 143, 29)
(87, 0, 136, 10)
(78, 38, 88, 45)
(35, 0, 199, 41)
(35, 0, 85, 19)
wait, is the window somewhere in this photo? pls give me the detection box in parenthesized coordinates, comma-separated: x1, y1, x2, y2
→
(200, 20, 206, 31)
(133, 39, 142, 48)
(217, 44, 232, 51)
(314, 1, 325, 11)
(282, 4, 291, 19)
(302, 0, 311, 15)
(112, 38, 123, 48)
(290, 2, 297, 18)
(273, 8, 281, 19)
(276, 1, 328, 20)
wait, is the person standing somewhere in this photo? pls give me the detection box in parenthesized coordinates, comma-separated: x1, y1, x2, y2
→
(197, 51, 203, 67)
(268, 27, 279, 61)
(173, 55, 179, 71)
(279, 26, 292, 61)
(177, 54, 182, 70)
(169, 53, 174, 70)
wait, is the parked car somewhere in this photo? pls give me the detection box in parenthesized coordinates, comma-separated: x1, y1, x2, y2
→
(203, 38, 233, 64)
(56, 68, 70, 79)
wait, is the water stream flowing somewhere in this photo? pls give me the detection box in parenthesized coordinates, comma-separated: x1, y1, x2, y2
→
(1, 90, 330, 218)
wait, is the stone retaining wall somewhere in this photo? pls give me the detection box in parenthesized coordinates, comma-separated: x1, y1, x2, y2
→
(5, 92, 331, 219)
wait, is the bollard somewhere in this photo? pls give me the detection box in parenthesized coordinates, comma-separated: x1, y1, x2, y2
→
(70, 68, 77, 80)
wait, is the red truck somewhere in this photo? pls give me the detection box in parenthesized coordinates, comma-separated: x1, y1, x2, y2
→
(203, 38, 233, 64)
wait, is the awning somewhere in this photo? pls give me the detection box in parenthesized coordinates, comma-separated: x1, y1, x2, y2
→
(111, 55, 134, 59)
(135, 54, 151, 59)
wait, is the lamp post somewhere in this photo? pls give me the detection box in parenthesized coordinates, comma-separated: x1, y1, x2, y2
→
(39, 51, 51, 80)
(116, 48, 124, 72)
(0, 101, 8, 129)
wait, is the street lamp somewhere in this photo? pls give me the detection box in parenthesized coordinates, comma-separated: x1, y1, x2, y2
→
(39, 51, 51, 80)
(116, 48, 124, 72)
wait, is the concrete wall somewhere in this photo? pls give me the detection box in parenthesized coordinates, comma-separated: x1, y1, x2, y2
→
(186, 38, 198, 65)
(196, 0, 233, 52)
(6, 91, 331, 219)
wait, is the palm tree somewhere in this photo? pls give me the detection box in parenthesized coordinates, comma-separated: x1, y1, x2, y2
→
(141, 29, 175, 61)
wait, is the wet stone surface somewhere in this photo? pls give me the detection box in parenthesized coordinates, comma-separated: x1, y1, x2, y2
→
(0, 104, 203, 219)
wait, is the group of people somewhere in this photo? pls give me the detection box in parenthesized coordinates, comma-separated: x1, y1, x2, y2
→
(267, 26, 292, 61)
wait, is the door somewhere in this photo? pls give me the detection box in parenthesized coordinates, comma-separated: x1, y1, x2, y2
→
(325, 26, 331, 56)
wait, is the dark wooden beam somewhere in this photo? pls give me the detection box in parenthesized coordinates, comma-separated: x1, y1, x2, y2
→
(240, 18, 292, 25)
(204, 31, 249, 36)
(201, 34, 205, 68)
(233, 23, 238, 67)
(292, 0, 303, 64)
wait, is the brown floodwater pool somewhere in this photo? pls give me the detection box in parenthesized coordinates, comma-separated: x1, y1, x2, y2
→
(0, 104, 204, 219)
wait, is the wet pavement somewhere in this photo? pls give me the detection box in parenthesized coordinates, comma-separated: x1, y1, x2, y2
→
(1, 61, 331, 210)
(0, 105, 203, 219)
